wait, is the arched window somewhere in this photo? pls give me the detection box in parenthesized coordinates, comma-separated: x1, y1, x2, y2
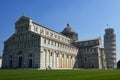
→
(48, 40, 50, 45)
(44, 39, 46, 44)
(85, 57, 87, 62)
(67, 55, 69, 59)
(56, 53, 59, 57)
(50, 52, 53, 56)
(62, 54, 64, 58)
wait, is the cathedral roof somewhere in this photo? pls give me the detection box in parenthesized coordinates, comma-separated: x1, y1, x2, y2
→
(75, 37, 101, 42)
(15, 16, 31, 25)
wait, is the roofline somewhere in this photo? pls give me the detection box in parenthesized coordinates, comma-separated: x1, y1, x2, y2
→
(32, 21, 71, 39)
(16, 15, 75, 40)
(75, 37, 101, 42)
(15, 16, 31, 24)
(28, 31, 78, 49)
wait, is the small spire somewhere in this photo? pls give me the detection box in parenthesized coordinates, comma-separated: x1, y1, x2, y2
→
(22, 12, 24, 16)
(106, 24, 109, 28)
(67, 23, 69, 27)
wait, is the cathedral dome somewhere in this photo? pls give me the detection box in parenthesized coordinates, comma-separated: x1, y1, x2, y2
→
(61, 24, 78, 40)
(62, 24, 74, 33)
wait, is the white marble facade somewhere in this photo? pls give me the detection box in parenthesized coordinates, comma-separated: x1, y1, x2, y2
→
(2, 16, 116, 69)
(2, 16, 78, 69)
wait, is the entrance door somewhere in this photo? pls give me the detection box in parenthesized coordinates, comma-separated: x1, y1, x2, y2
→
(29, 59, 32, 68)
(9, 60, 12, 68)
(18, 57, 22, 68)
(91, 64, 95, 68)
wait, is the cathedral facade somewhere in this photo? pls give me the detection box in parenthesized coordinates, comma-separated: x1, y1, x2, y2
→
(2, 16, 116, 69)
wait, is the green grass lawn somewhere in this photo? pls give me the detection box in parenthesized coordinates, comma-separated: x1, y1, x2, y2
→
(0, 69, 120, 80)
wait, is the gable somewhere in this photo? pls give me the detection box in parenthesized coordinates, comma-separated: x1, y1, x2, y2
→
(5, 34, 16, 43)
(15, 16, 30, 26)
(5, 31, 41, 43)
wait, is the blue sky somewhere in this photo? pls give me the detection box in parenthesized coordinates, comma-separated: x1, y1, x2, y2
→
(0, 0, 120, 60)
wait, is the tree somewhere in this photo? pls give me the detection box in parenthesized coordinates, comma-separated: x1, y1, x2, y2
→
(117, 60, 120, 69)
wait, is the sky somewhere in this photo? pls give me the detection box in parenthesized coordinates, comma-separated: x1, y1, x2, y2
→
(0, 0, 120, 61)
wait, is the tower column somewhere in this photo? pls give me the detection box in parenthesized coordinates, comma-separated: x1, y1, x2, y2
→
(104, 28, 116, 69)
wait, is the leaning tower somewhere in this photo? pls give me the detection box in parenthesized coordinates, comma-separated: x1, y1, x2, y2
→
(104, 28, 116, 69)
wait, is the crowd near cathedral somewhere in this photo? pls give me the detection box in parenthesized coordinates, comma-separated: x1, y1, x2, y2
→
(2, 16, 117, 69)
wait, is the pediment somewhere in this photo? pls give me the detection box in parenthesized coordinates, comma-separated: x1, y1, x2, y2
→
(6, 34, 16, 42)
(15, 16, 30, 25)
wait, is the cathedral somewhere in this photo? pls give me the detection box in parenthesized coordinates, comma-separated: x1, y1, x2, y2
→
(2, 16, 116, 69)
